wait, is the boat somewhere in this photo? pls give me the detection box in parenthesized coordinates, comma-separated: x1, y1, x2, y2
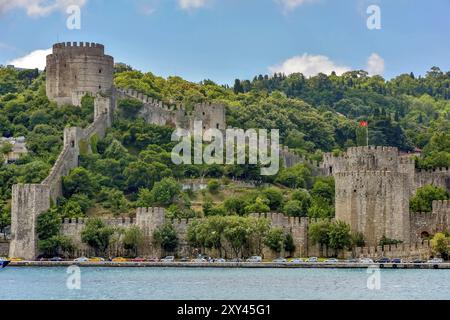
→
(0, 258, 11, 269)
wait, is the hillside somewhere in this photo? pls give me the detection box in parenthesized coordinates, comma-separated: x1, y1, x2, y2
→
(0, 65, 449, 232)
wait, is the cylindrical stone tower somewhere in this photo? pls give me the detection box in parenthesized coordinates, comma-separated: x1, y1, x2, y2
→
(46, 42, 114, 105)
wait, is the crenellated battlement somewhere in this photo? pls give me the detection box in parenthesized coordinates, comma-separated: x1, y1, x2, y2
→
(51, 42, 106, 55)
(116, 87, 227, 131)
(432, 200, 450, 211)
(416, 167, 450, 174)
(334, 170, 401, 178)
(62, 217, 135, 226)
(280, 146, 320, 168)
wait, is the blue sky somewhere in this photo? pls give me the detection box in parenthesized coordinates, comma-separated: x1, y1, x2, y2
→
(1, 0, 449, 84)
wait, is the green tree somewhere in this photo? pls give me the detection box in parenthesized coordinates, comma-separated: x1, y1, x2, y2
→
(262, 187, 284, 211)
(283, 200, 306, 217)
(153, 223, 178, 253)
(39, 235, 74, 257)
(123, 226, 144, 257)
(118, 98, 143, 119)
(36, 209, 61, 241)
(410, 185, 448, 212)
(63, 167, 99, 198)
(430, 233, 449, 260)
(207, 179, 220, 194)
(244, 197, 270, 214)
(328, 220, 352, 250)
(140, 177, 181, 207)
(81, 218, 114, 256)
(308, 220, 331, 247)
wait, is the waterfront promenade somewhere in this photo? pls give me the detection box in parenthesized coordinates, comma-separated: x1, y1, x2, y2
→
(9, 261, 450, 269)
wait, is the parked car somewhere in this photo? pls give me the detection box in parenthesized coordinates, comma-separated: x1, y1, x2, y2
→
(375, 257, 390, 263)
(160, 256, 175, 262)
(411, 259, 425, 264)
(50, 257, 63, 262)
(147, 257, 159, 262)
(112, 257, 128, 262)
(325, 258, 339, 263)
(307, 257, 318, 263)
(346, 258, 358, 263)
(390, 258, 402, 263)
(289, 258, 304, 263)
(359, 258, 374, 264)
(246, 256, 262, 263)
(89, 257, 105, 262)
(191, 258, 208, 263)
(427, 258, 444, 263)
(213, 258, 226, 263)
(272, 258, 287, 263)
(179, 257, 190, 262)
(74, 257, 89, 262)
(130, 258, 146, 262)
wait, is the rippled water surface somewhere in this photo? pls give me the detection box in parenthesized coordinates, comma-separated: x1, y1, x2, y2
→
(1, 267, 449, 300)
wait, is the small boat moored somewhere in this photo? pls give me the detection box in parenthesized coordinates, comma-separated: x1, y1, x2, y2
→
(0, 258, 11, 269)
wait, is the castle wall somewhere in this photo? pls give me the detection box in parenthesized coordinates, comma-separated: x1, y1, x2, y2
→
(116, 88, 227, 131)
(9, 184, 51, 260)
(410, 200, 450, 242)
(0, 240, 10, 257)
(46, 42, 114, 106)
(335, 171, 411, 246)
(10, 42, 114, 259)
(414, 168, 450, 191)
(344, 241, 432, 260)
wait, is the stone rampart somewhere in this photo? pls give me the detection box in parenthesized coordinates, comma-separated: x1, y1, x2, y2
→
(410, 200, 450, 242)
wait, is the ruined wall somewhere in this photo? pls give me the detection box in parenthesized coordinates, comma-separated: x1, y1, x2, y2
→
(46, 42, 114, 106)
(410, 200, 450, 242)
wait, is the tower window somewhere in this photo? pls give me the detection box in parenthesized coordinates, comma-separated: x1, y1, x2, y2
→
(216, 123, 220, 129)
(203, 112, 206, 116)
(99, 69, 102, 73)
(99, 85, 102, 89)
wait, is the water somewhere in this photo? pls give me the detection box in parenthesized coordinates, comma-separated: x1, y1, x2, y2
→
(1, 267, 449, 300)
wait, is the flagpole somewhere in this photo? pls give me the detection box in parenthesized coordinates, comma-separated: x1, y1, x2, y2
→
(366, 123, 369, 147)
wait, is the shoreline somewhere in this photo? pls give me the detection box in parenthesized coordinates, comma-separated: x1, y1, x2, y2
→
(8, 261, 450, 269)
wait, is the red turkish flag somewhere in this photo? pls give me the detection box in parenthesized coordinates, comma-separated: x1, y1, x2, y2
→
(359, 121, 368, 127)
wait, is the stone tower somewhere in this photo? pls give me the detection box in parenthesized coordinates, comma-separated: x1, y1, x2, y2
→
(322, 146, 414, 246)
(46, 42, 114, 106)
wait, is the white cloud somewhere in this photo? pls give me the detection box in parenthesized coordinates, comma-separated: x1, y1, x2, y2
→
(0, 0, 87, 17)
(178, 0, 209, 10)
(366, 53, 385, 76)
(275, 0, 317, 12)
(269, 53, 350, 77)
(7, 48, 51, 70)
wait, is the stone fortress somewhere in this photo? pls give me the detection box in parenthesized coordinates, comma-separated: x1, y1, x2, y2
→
(7, 42, 450, 260)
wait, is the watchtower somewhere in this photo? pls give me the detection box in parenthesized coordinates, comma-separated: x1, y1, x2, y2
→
(46, 42, 114, 106)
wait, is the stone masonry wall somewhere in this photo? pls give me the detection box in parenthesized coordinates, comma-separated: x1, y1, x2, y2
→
(410, 200, 450, 242)
(46, 42, 114, 106)
(115, 88, 226, 131)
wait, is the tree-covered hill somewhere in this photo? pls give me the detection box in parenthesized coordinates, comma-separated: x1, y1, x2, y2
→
(0, 64, 449, 235)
